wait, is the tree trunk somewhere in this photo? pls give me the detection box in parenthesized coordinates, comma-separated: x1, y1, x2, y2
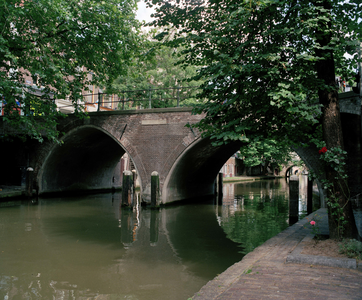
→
(313, 0, 359, 240)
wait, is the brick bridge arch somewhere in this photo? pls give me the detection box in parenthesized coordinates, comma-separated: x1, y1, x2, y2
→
(35, 107, 208, 202)
(32, 92, 361, 204)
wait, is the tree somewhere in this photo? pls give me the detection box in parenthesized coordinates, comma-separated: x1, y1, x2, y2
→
(0, 0, 141, 142)
(146, 0, 362, 239)
(112, 29, 204, 109)
(238, 137, 293, 175)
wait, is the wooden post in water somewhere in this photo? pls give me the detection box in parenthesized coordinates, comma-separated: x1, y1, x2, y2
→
(151, 171, 159, 207)
(307, 178, 313, 215)
(289, 177, 299, 225)
(122, 170, 133, 207)
(25, 167, 34, 197)
(218, 172, 223, 205)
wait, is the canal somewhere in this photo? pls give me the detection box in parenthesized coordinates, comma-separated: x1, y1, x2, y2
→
(0, 178, 311, 300)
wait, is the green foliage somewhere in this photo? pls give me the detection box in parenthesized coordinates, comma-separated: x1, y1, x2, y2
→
(339, 239, 362, 259)
(309, 144, 350, 239)
(112, 29, 204, 109)
(0, 0, 142, 142)
(147, 0, 362, 239)
(146, 0, 361, 144)
(238, 137, 293, 168)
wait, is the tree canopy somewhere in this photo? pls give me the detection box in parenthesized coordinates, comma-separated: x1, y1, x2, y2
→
(0, 0, 141, 141)
(238, 137, 293, 172)
(112, 29, 204, 109)
(146, 0, 362, 239)
(147, 0, 360, 145)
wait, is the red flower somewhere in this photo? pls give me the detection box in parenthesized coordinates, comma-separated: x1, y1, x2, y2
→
(318, 147, 327, 154)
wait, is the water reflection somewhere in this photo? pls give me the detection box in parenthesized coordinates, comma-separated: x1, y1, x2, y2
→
(0, 179, 312, 300)
(219, 179, 290, 255)
(0, 193, 243, 300)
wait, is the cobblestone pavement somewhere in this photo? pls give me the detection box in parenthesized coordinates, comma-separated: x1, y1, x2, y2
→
(192, 209, 362, 300)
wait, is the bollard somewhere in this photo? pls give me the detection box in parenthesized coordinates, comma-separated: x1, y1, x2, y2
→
(122, 170, 134, 207)
(25, 167, 34, 197)
(289, 177, 299, 225)
(307, 178, 313, 215)
(151, 171, 159, 207)
(218, 172, 223, 205)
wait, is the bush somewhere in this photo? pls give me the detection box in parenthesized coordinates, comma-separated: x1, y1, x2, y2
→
(339, 239, 362, 259)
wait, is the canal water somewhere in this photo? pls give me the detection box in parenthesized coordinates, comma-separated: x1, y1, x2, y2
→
(0, 178, 309, 300)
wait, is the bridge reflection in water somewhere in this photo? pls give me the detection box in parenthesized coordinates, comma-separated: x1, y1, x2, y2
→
(0, 179, 312, 300)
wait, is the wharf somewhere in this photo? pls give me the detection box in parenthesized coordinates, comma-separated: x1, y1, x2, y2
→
(223, 175, 321, 195)
(0, 186, 32, 199)
(223, 175, 282, 183)
(192, 208, 362, 299)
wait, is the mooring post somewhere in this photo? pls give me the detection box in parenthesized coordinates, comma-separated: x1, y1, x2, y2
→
(122, 170, 133, 207)
(151, 171, 159, 207)
(218, 172, 223, 205)
(307, 178, 313, 215)
(25, 167, 34, 197)
(289, 177, 299, 225)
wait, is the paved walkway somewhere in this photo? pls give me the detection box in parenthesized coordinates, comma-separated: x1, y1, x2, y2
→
(192, 209, 362, 300)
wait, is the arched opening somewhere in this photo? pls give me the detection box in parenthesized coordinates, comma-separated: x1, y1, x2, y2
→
(163, 138, 326, 206)
(38, 125, 138, 195)
(162, 137, 242, 204)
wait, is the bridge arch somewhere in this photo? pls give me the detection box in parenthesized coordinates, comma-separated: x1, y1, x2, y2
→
(38, 125, 140, 195)
(162, 137, 330, 205)
(29, 92, 360, 203)
(162, 137, 242, 204)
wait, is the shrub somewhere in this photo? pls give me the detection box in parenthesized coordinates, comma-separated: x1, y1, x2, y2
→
(339, 239, 362, 259)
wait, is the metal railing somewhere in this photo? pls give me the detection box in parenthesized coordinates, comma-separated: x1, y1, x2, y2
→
(57, 86, 202, 113)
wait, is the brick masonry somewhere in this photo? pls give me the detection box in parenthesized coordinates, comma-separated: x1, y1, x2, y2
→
(32, 107, 205, 201)
(11, 91, 362, 203)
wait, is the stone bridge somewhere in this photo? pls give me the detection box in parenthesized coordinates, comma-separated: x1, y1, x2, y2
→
(2, 91, 361, 204)
(32, 107, 243, 203)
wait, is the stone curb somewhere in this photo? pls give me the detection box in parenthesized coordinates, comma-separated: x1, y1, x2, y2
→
(286, 234, 361, 271)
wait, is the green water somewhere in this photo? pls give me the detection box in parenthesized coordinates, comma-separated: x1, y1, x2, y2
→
(0, 179, 305, 300)
(220, 179, 291, 255)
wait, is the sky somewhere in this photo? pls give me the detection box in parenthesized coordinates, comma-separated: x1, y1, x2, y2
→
(136, 0, 155, 22)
